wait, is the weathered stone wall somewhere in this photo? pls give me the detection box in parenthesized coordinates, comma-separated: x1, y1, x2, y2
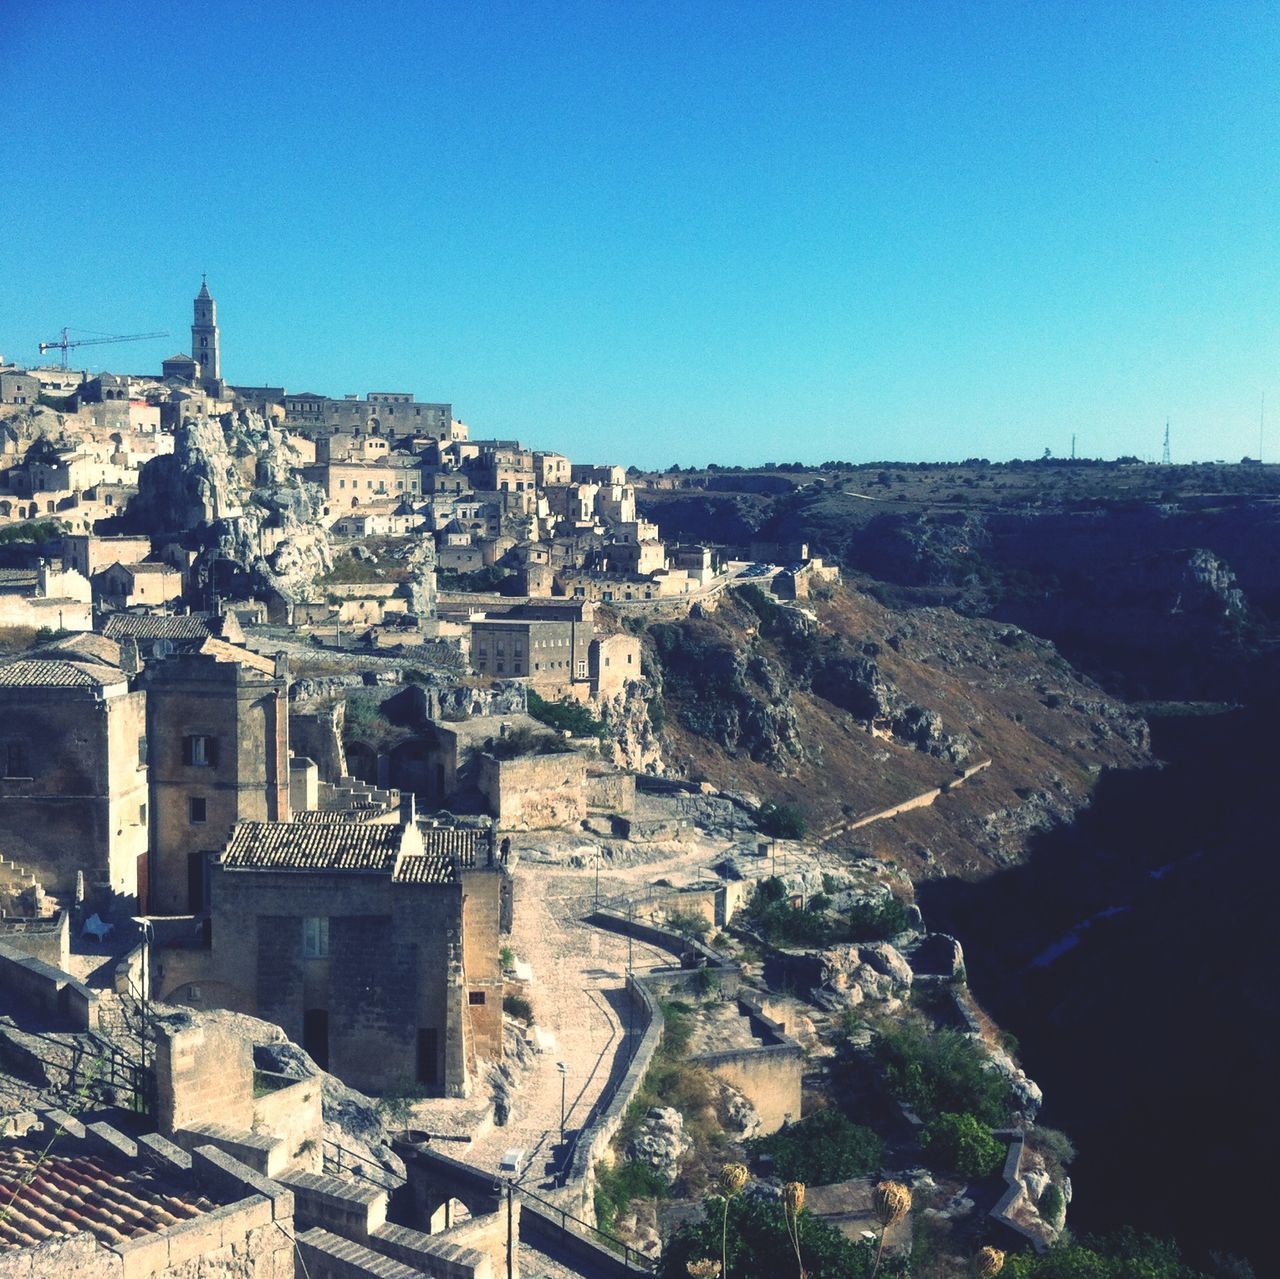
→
(145, 654, 289, 915)
(289, 705, 347, 783)
(694, 1043, 803, 1134)
(253, 1073, 324, 1173)
(475, 752, 586, 829)
(201, 865, 480, 1096)
(583, 768, 634, 814)
(0, 941, 98, 1029)
(0, 911, 69, 969)
(154, 1020, 254, 1137)
(0, 684, 147, 911)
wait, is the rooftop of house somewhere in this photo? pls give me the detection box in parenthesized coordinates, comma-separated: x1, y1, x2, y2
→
(0, 1142, 217, 1252)
(30, 633, 122, 668)
(392, 852, 458, 884)
(101, 613, 227, 641)
(221, 817, 409, 872)
(0, 659, 124, 689)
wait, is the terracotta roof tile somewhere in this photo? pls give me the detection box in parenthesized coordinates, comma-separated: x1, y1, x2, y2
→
(392, 854, 458, 884)
(0, 1144, 214, 1253)
(221, 820, 405, 871)
(0, 660, 120, 689)
(102, 614, 221, 641)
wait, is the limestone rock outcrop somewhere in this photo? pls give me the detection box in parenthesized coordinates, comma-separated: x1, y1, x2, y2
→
(627, 1106, 689, 1182)
(131, 408, 331, 606)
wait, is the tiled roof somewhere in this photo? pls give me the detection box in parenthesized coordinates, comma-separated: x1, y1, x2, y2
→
(102, 614, 220, 641)
(293, 808, 384, 824)
(195, 637, 279, 677)
(221, 820, 405, 872)
(419, 826, 490, 865)
(30, 633, 122, 669)
(392, 853, 458, 884)
(0, 1144, 214, 1251)
(125, 563, 178, 575)
(0, 659, 120, 689)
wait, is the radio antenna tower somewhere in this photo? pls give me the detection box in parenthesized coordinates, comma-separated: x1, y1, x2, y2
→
(1162, 420, 1171, 465)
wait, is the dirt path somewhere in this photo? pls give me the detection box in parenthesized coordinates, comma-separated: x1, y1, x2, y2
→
(449, 835, 733, 1190)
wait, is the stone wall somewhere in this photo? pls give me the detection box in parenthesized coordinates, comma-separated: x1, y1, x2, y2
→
(0, 910, 69, 969)
(475, 751, 586, 829)
(0, 940, 98, 1030)
(253, 1072, 324, 1174)
(584, 768, 635, 815)
(154, 1020, 254, 1137)
(0, 683, 147, 911)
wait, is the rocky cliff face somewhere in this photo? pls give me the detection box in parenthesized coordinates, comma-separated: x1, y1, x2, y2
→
(637, 584, 1149, 878)
(596, 679, 666, 773)
(131, 409, 331, 605)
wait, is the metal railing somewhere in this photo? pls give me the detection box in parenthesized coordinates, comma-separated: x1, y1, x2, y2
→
(322, 1137, 403, 1191)
(517, 1179, 657, 1273)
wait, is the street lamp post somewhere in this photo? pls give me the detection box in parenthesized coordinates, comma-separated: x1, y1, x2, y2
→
(557, 1062, 568, 1142)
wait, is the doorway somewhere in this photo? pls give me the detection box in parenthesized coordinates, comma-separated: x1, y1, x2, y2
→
(303, 1009, 330, 1070)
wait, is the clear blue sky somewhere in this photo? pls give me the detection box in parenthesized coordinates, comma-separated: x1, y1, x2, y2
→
(2, 1, 1277, 467)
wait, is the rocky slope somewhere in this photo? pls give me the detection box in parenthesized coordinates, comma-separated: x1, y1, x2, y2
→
(635, 583, 1150, 880)
(128, 408, 331, 607)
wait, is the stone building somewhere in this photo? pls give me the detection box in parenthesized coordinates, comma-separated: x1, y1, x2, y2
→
(0, 648, 148, 911)
(284, 391, 457, 441)
(142, 640, 290, 915)
(96, 560, 186, 610)
(161, 814, 508, 1097)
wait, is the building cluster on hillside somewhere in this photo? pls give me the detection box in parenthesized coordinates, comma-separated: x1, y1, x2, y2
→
(0, 282, 842, 1277)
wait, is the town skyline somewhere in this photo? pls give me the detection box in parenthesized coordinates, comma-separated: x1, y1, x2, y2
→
(3, 2, 1277, 468)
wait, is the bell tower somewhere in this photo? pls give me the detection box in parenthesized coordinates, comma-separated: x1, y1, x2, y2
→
(191, 275, 221, 383)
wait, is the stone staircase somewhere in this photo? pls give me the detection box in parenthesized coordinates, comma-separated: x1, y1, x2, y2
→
(0, 852, 46, 916)
(318, 775, 403, 814)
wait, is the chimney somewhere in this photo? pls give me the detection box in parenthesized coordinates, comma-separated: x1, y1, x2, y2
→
(119, 637, 141, 678)
(400, 792, 416, 827)
(273, 650, 289, 680)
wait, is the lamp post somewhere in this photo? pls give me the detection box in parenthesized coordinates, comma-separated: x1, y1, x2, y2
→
(557, 1061, 568, 1142)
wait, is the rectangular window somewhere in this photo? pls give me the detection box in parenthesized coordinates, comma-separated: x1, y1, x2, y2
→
(188, 796, 207, 824)
(4, 742, 28, 779)
(302, 916, 329, 958)
(137, 735, 148, 766)
(468, 990, 486, 1006)
(183, 735, 217, 767)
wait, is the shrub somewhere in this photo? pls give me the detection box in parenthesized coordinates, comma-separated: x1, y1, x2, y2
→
(664, 909, 711, 940)
(594, 1159, 670, 1234)
(1039, 1182, 1065, 1225)
(485, 725, 573, 759)
(661, 1194, 880, 1279)
(502, 994, 533, 1024)
(748, 1111, 884, 1184)
(757, 802, 806, 840)
(528, 689, 606, 738)
(646, 695, 666, 732)
(0, 520, 62, 545)
(875, 1023, 1013, 1125)
(920, 1111, 1004, 1179)
(846, 895, 910, 941)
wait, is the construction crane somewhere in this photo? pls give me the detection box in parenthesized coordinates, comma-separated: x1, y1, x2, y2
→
(38, 327, 169, 370)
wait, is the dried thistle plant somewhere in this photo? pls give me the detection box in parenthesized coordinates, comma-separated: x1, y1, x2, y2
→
(871, 1180, 912, 1278)
(975, 1245, 1006, 1277)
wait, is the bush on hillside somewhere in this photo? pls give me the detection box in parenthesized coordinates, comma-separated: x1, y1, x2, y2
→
(875, 1022, 1012, 1126)
(920, 1111, 1004, 1179)
(747, 1110, 884, 1183)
